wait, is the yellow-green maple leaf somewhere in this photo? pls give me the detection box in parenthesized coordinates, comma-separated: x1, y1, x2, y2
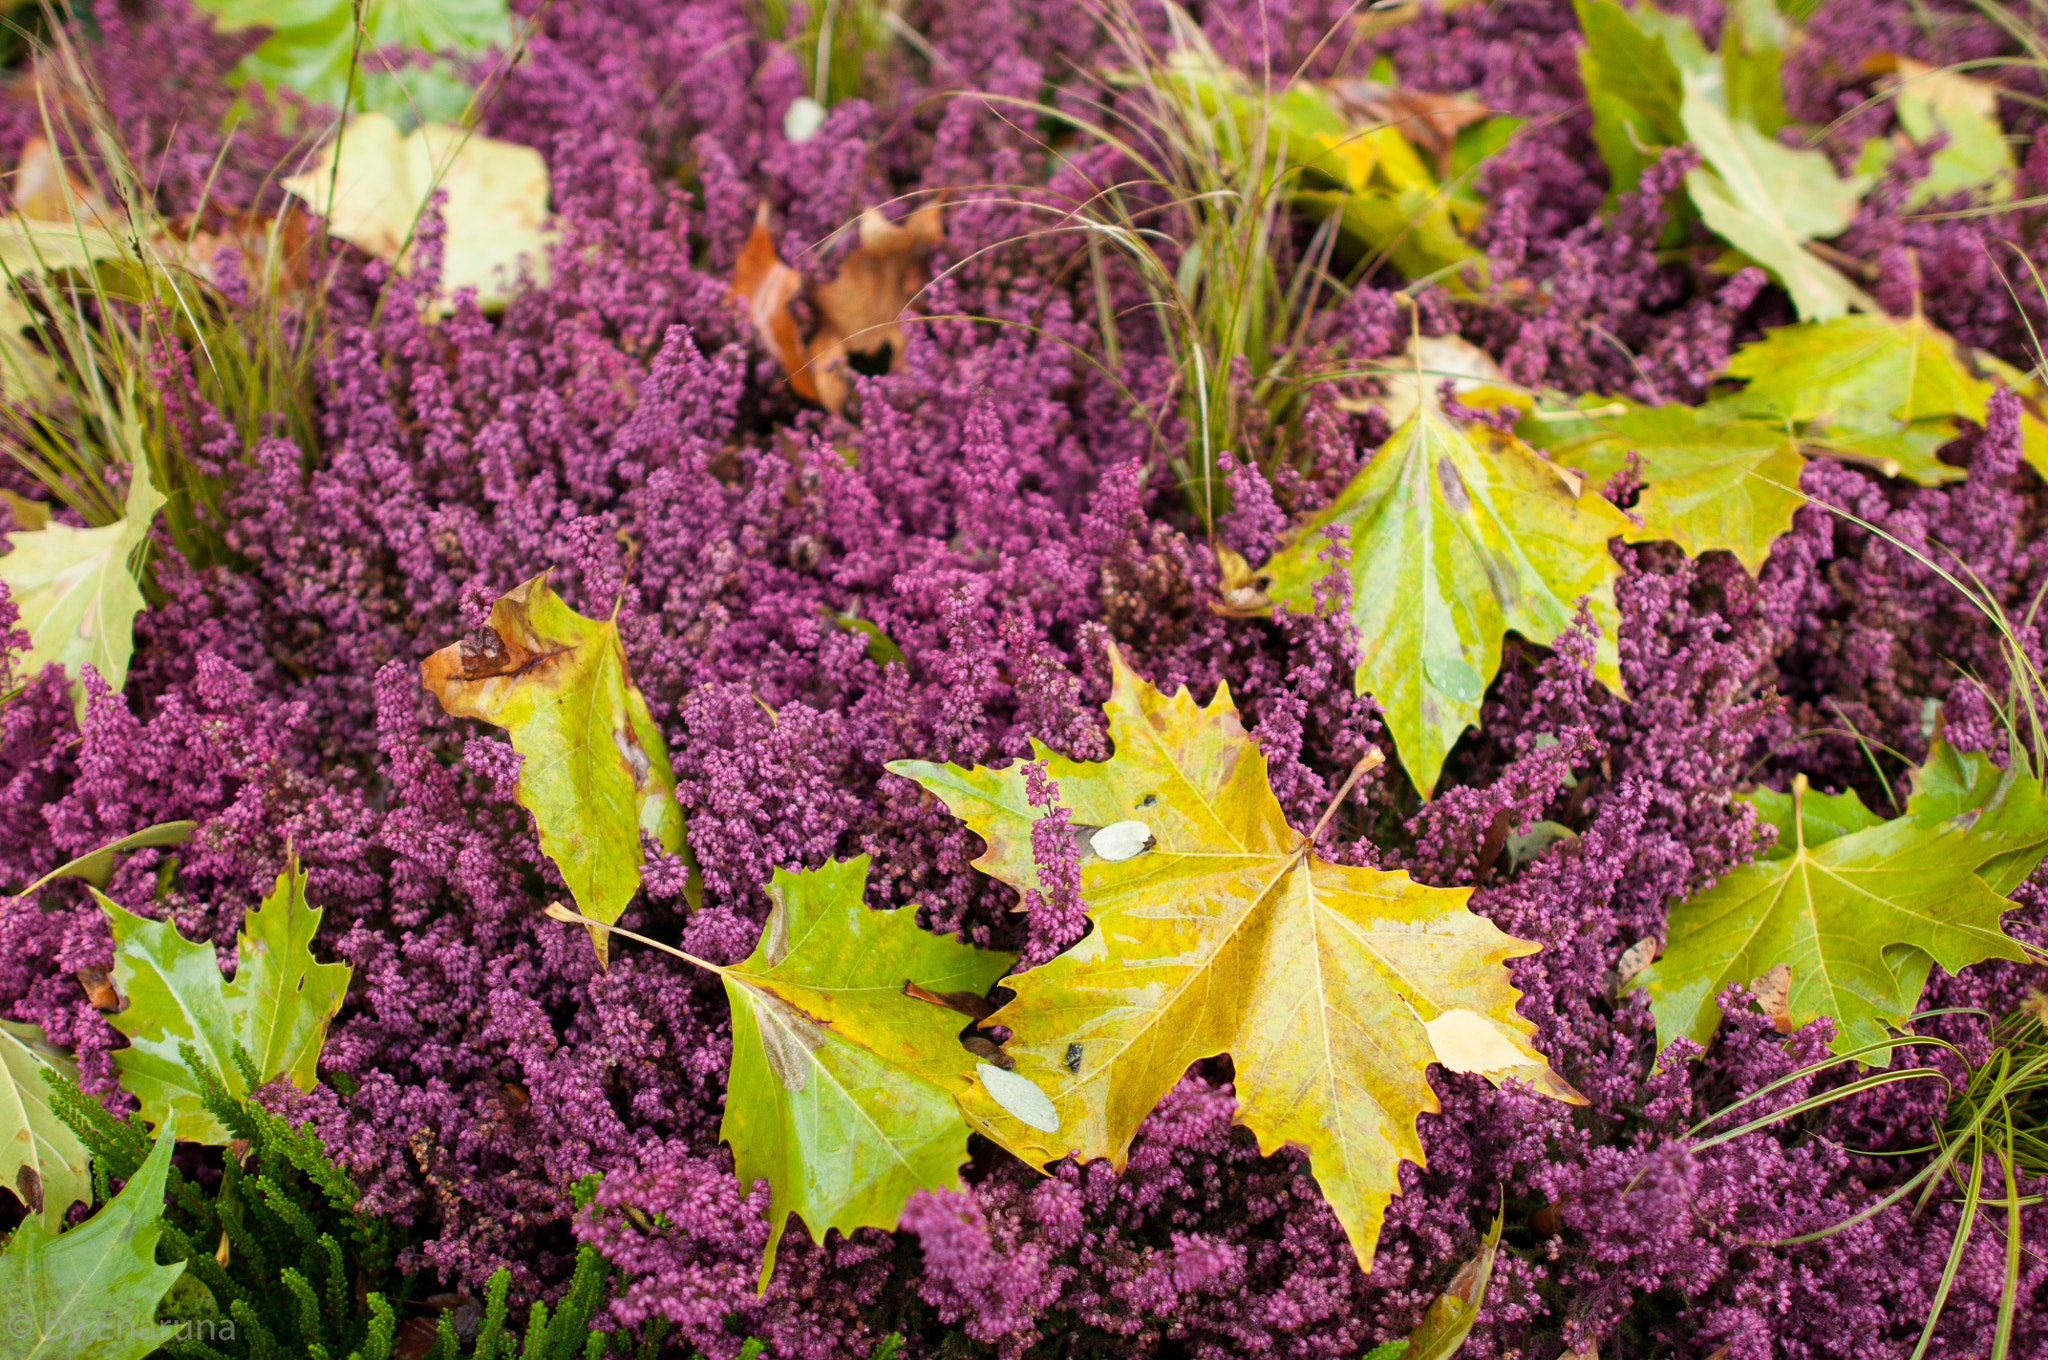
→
(421, 573, 691, 964)
(0, 457, 162, 709)
(545, 857, 1024, 1291)
(717, 857, 1017, 1289)
(282, 113, 553, 313)
(890, 647, 1583, 1272)
(1520, 397, 1806, 571)
(99, 857, 352, 1144)
(1635, 772, 2030, 1059)
(0, 1022, 90, 1231)
(1265, 388, 1632, 797)
(1723, 311, 2048, 483)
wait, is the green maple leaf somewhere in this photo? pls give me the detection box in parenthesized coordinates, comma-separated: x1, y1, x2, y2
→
(1521, 397, 1805, 570)
(421, 573, 691, 964)
(1723, 312, 2048, 485)
(98, 857, 351, 1144)
(0, 457, 162, 710)
(191, 0, 511, 125)
(1903, 742, 2048, 895)
(718, 857, 1017, 1288)
(1680, 85, 1875, 322)
(1636, 773, 2029, 1058)
(1264, 388, 1633, 797)
(547, 856, 1020, 1290)
(1743, 781, 1883, 854)
(891, 648, 1581, 1272)
(0, 1116, 181, 1360)
(1573, 0, 1689, 199)
(0, 1023, 90, 1232)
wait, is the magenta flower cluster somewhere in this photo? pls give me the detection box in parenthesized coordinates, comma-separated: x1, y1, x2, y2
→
(0, 0, 2043, 1356)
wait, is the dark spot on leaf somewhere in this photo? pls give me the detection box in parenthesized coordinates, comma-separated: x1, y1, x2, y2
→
(456, 626, 514, 678)
(1135, 793, 1159, 810)
(1063, 1042, 1083, 1074)
(15, 1164, 40, 1215)
(1436, 455, 1471, 513)
(961, 1034, 1014, 1069)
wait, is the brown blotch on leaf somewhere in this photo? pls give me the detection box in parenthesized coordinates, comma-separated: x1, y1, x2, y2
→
(730, 200, 944, 414)
(13, 1164, 40, 1217)
(1747, 961, 1796, 1032)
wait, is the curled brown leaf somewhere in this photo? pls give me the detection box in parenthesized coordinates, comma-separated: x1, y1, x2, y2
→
(730, 200, 943, 413)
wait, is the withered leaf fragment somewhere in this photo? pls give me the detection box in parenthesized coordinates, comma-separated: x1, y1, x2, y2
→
(421, 573, 692, 963)
(1330, 80, 1493, 176)
(731, 201, 943, 414)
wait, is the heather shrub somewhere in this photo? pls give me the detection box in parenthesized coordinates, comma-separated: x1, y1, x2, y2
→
(0, 0, 2040, 1357)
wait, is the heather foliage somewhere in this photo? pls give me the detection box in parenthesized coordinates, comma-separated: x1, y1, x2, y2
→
(0, 0, 2041, 1357)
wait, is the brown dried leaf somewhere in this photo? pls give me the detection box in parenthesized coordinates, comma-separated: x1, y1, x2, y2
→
(74, 965, 120, 1013)
(1330, 80, 1492, 175)
(731, 201, 943, 414)
(732, 202, 814, 402)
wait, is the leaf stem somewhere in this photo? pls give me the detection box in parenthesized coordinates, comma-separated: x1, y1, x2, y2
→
(543, 903, 728, 977)
(1310, 747, 1384, 846)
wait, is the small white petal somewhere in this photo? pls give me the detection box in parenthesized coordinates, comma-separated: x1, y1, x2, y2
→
(1089, 819, 1154, 862)
(977, 1062, 1059, 1131)
(783, 97, 828, 143)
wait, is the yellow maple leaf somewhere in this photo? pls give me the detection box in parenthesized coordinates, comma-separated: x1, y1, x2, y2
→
(890, 646, 1583, 1270)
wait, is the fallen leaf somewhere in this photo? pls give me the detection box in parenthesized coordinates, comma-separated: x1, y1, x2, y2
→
(1331, 80, 1492, 175)
(1573, 0, 1689, 199)
(890, 646, 1582, 1271)
(73, 966, 121, 1012)
(1265, 383, 1632, 797)
(548, 855, 1021, 1290)
(282, 111, 553, 312)
(98, 855, 352, 1143)
(1212, 546, 1272, 615)
(1520, 396, 1807, 570)
(1902, 741, 2048, 895)
(733, 203, 813, 401)
(1722, 311, 2048, 484)
(0, 454, 163, 711)
(1747, 960, 1795, 1031)
(1391, 1206, 1504, 1360)
(192, 0, 512, 125)
(1743, 780, 1884, 856)
(1348, 332, 1506, 429)
(733, 202, 943, 414)
(0, 1020, 90, 1231)
(1680, 83, 1876, 322)
(421, 573, 692, 964)
(1164, 54, 1480, 285)
(8, 135, 109, 225)
(1856, 56, 2015, 207)
(902, 980, 998, 1022)
(1634, 771, 2029, 1059)
(0, 1115, 182, 1360)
